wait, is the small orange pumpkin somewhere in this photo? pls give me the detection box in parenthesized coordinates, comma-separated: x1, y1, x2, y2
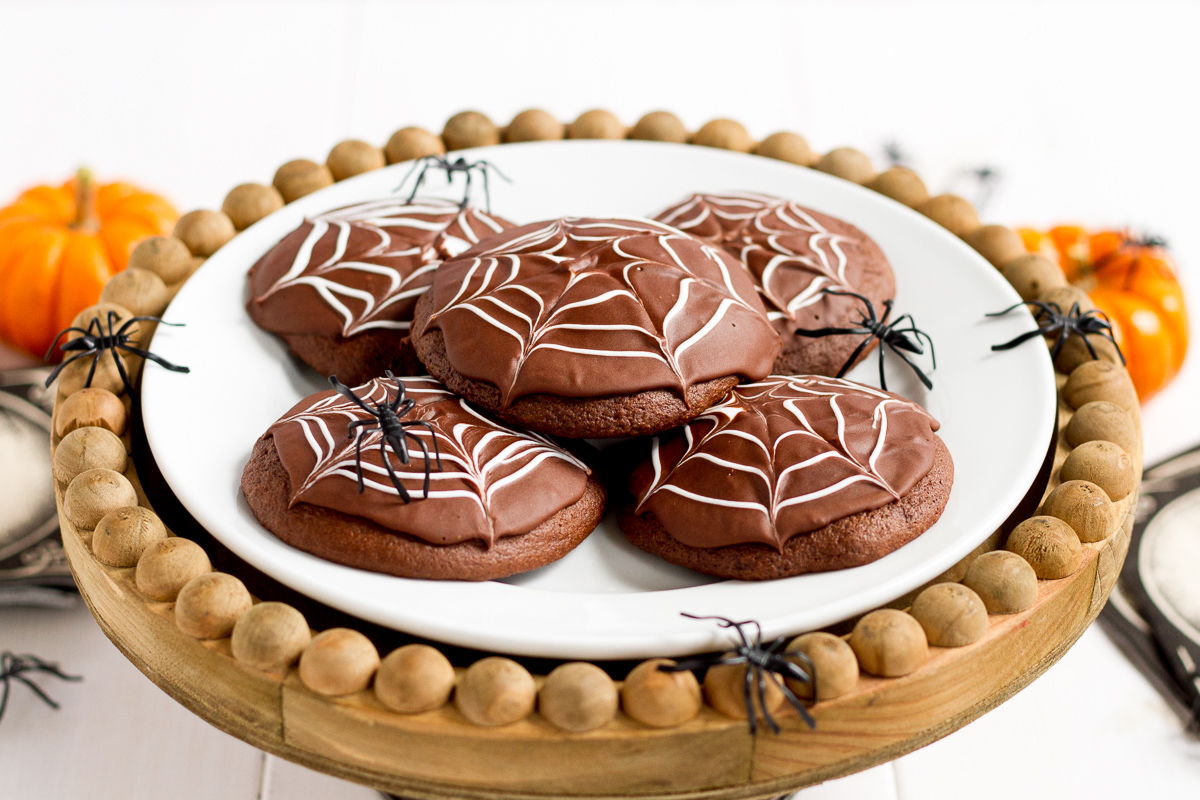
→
(1018, 226, 1188, 401)
(0, 169, 177, 357)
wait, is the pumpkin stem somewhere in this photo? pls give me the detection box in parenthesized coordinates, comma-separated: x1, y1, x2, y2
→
(71, 167, 99, 232)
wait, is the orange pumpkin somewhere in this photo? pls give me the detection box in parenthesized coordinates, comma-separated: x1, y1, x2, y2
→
(1018, 226, 1188, 401)
(0, 169, 177, 357)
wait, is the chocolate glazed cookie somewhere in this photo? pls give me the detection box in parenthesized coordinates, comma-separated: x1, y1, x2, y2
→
(410, 217, 781, 439)
(654, 193, 896, 377)
(247, 198, 512, 386)
(241, 376, 605, 580)
(620, 375, 952, 580)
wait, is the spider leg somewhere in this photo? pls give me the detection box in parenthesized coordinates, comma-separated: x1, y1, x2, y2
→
(743, 661, 759, 736)
(84, 354, 102, 391)
(792, 325, 865, 339)
(405, 432, 435, 499)
(42, 349, 97, 387)
(990, 325, 1057, 352)
(353, 430, 367, 494)
(831, 333, 877, 381)
(110, 348, 135, 394)
(380, 439, 413, 503)
(116, 344, 190, 373)
(877, 337, 888, 390)
(42, 327, 92, 361)
(887, 341, 934, 390)
(480, 167, 491, 213)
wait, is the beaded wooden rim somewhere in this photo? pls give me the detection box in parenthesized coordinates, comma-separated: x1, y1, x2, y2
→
(50, 109, 1143, 799)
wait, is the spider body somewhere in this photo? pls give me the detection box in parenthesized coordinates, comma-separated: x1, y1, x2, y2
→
(328, 372, 444, 502)
(660, 615, 817, 735)
(43, 310, 189, 394)
(793, 288, 936, 391)
(398, 155, 510, 212)
(988, 300, 1125, 364)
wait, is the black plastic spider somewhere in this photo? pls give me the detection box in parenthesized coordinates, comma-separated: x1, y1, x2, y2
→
(987, 300, 1126, 364)
(883, 140, 910, 167)
(660, 615, 817, 735)
(966, 164, 1001, 211)
(793, 288, 936, 391)
(0, 651, 81, 724)
(43, 310, 189, 394)
(397, 155, 511, 212)
(328, 372, 443, 502)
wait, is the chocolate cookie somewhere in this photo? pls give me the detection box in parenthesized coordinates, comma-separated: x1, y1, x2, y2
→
(410, 217, 781, 439)
(619, 375, 952, 580)
(247, 198, 513, 386)
(240, 376, 605, 580)
(653, 193, 896, 377)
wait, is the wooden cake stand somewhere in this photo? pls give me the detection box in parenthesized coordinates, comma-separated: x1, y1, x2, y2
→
(49, 109, 1144, 799)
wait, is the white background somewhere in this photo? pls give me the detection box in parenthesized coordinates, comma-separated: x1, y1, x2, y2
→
(2, 0, 1199, 797)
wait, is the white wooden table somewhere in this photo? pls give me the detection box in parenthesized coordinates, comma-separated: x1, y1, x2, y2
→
(2, 1, 1199, 796)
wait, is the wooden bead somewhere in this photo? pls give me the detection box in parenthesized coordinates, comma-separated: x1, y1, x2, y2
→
(135, 537, 211, 601)
(504, 109, 564, 143)
(630, 111, 688, 144)
(1006, 516, 1082, 579)
(56, 387, 126, 438)
(620, 659, 701, 728)
(231, 602, 311, 671)
(375, 644, 455, 714)
(785, 632, 857, 700)
(53, 426, 127, 485)
(1064, 359, 1138, 411)
(910, 583, 988, 647)
(442, 111, 500, 151)
(1037, 282, 1091, 310)
(816, 147, 875, 184)
(174, 210, 236, 258)
(326, 140, 385, 181)
(92, 506, 166, 567)
(999, 254, 1067, 301)
(538, 662, 618, 732)
(63, 468, 136, 530)
(1054, 333, 1123, 375)
(692, 119, 754, 153)
(1065, 401, 1138, 453)
(385, 126, 445, 164)
(755, 132, 816, 166)
(917, 194, 980, 239)
(848, 609, 928, 677)
(567, 109, 625, 140)
(175, 572, 252, 640)
(964, 225, 1025, 269)
(100, 268, 168, 317)
(867, 166, 928, 207)
(222, 183, 284, 231)
(1041, 480, 1117, 543)
(1060, 440, 1136, 501)
(70, 302, 138, 343)
(128, 235, 194, 284)
(299, 629, 380, 696)
(273, 159, 334, 204)
(455, 657, 535, 726)
(703, 657, 784, 720)
(962, 550, 1038, 614)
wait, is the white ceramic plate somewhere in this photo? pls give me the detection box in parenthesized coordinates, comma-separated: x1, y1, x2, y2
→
(142, 141, 1055, 660)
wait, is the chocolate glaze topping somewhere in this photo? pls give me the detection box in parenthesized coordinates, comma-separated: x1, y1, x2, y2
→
(629, 375, 941, 550)
(412, 217, 781, 405)
(247, 198, 512, 339)
(653, 193, 893, 340)
(267, 376, 591, 546)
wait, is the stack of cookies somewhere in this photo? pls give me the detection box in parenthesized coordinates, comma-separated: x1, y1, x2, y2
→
(241, 179, 952, 582)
